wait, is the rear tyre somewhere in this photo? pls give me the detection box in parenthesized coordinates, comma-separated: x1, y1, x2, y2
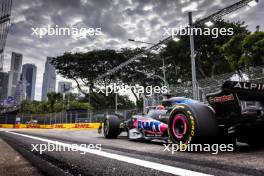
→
(168, 103, 219, 144)
(104, 115, 120, 139)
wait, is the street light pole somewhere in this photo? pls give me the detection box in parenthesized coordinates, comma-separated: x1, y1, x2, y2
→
(115, 93, 118, 113)
(162, 56, 166, 84)
(188, 11, 198, 100)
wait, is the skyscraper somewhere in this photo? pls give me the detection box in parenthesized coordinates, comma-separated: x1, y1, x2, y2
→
(0, 54, 4, 72)
(22, 64, 37, 101)
(0, 0, 12, 101)
(58, 81, 72, 94)
(0, 72, 9, 100)
(0, 0, 12, 71)
(14, 74, 27, 105)
(42, 57, 56, 101)
(7, 52, 23, 98)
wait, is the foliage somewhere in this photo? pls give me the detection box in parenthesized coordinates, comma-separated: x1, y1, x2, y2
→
(163, 20, 249, 81)
(222, 31, 264, 69)
(241, 32, 264, 66)
(47, 92, 62, 113)
(52, 48, 158, 109)
(79, 92, 135, 110)
(19, 92, 93, 114)
(51, 50, 126, 92)
(68, 101, 91, 110)
(19, 100, 34, 114)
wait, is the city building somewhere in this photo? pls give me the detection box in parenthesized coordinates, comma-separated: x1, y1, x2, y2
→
(0, 0, 12, 71)
(0, 54, 4, 72)
(41, 57, 56, 101)
(22, 64, 37, 100)
(14, 74, 27, 105)
(58, 81, 72, 94)
(0, 0, 12, 102)
(0, 72, 9, 100)
(7, 52, 23, 98)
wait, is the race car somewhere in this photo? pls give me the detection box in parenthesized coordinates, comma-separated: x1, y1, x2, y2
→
(99, 81, 264, 146)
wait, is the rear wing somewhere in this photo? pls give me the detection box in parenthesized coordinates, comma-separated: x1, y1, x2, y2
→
(222, 81, 264, 102)
(206, 81, 264, 117)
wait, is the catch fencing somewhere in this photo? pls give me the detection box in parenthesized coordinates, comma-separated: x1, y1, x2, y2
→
(0, 109, 137, 125)
(145, 65, 264, 106)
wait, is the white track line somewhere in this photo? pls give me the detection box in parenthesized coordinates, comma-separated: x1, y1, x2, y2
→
(6, 131, 213, 176)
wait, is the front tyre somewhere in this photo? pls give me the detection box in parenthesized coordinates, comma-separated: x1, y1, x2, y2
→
(104, 115, 120, 139)
(168, 103, 219, 144)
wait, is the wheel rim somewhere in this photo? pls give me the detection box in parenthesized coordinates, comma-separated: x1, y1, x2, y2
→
(172, 114, 188, 139)
(104, 119, 109, 135)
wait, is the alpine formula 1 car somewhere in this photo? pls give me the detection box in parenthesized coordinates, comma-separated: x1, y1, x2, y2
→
(99, 81, 264, 146)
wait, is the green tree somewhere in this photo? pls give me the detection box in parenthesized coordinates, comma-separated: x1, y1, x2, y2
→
(35, 101, 49, 113)
(19, 100, 33, 114)
(52, 48, 158, 110)
(241, 31, 264, 66)
(222, 31, 264, 69)
(222, 33, 247, 69)
(47, 92, 62, 113)
(79, 92, 135, 110)
(51, 50, 126, 95)
(68, 101, 92, 110)
(115, 48, 163, 109)
(163, 20, 249, 81)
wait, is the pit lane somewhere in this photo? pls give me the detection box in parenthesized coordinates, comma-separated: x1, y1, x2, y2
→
(0, 129, 264, 176)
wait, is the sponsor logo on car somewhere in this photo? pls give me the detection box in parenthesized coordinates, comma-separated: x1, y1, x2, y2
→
(189, 115, 195, 137)
(208, 94, 234, 104)
(138, 120, 161, 132)
(137, 119, 167, 133)
(233, 82, 264, 91)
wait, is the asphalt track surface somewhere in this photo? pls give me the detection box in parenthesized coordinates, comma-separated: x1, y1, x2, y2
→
(0, 129, 264, 176)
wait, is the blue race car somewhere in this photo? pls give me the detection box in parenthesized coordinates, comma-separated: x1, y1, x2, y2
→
(101, 81, 264, 146)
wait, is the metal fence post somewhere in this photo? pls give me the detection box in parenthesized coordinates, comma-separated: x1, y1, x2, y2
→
(70, 111, 72, 123)
(66, 111, 68, 124)
(90, 111, 92, 123)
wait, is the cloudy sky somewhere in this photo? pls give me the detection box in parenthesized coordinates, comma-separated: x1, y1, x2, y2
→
(3, 0, 264, 100)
